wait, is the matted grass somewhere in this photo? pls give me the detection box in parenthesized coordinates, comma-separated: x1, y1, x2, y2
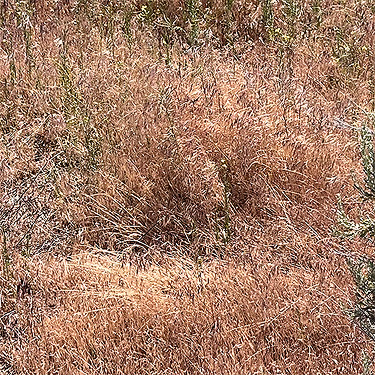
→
(1, 0, 375, 373)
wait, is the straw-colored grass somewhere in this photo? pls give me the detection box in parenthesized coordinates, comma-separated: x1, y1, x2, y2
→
(3, 251, 369, 374)
(1, 0, 375, 373)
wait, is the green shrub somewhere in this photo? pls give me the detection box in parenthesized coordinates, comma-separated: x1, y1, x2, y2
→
(336, 116, 375, 371)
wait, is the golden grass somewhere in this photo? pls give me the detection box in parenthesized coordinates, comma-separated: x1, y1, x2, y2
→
(1, 0, 375, 373)
(3, 251, 368, 374)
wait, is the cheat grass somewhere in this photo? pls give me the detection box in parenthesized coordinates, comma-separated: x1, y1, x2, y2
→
(1, 0, 375, 373)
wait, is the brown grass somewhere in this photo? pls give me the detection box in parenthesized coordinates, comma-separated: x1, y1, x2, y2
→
(1, 0, 375, 373)
(3, 251, 367, 374)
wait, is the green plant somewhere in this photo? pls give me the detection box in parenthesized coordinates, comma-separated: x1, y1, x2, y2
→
(186, 0, 200, 45)
(362, 350, 375, 375)
(121, 6, 134, 43)
(336, 121, 375, 236)
(281, 0, 300, 41)
(335, 116, 375, 372)
(262, 0, 275, 41)
(346, 257, 375, 341)
(311, 0, 322, 29)
(58, 54, 101, 171)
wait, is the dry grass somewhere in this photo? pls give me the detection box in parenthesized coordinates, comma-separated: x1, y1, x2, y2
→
(1, 0, 375, 373)
(3, 251, 369, 374)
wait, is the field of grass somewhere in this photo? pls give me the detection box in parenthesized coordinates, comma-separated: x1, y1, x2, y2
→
(1, 0, 375, 373)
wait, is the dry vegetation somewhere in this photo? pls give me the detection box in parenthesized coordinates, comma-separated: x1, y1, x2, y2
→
(1, 0, 375, 373)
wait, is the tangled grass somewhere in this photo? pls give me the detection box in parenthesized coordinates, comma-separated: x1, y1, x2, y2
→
(1, 0, 375, 373)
